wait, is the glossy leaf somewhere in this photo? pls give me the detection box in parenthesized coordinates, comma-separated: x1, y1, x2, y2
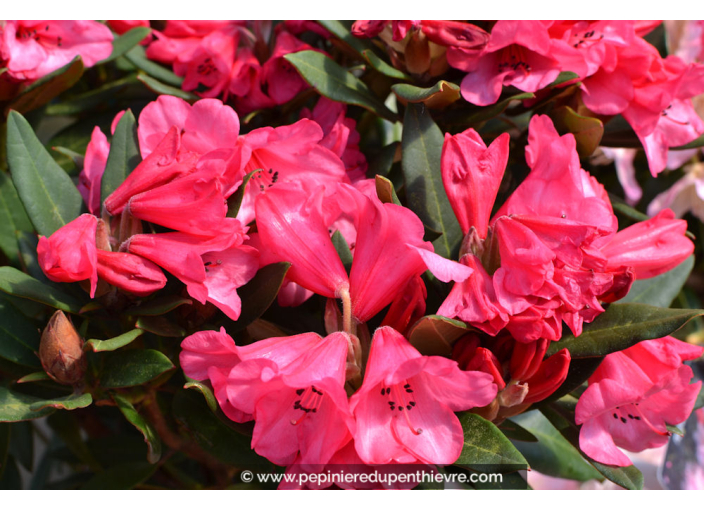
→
(0, 300, 41, 367)
(231, 262, 291, 331)
(125, 296, 193, 316)
(511, 411, 602, 482)
(135, 316, 186, 338)
(499, 419, 538, 443)
(619, 256, 694, 308)
(285, 50, 397, 121)
(546, 304, 704, 358)
(331, 231, 352, 274)
(113, 394, 162, 464)
(0, 385, 87, 422)
(392, 81, 461, 109)
(29, 393, 92, 412)
(7, 111, 84, 236)
(455, 412, 528, 473)
(0, 267, 83, 313)
(402, 103, 461, 259)
(460, 91, 535, 127)
(552, 106, 603, 157)
(6, 57, 84, 115)
(98, 349, 175, 389)
(0, 172, 33, 266)
(126, 45, 183, 87)
(101, 109, 141, 201)
(84, 329, 143, 353)
(16, 372, 50, 384)
(136, 74, 198, 101)
(407, 314, 469, 357)
(100, 27, 152, 64)
(184, 378, 219, 414)
(317, 20, 377, 57)
(362, 50, 411, 80)
(549, 71, 580, 87)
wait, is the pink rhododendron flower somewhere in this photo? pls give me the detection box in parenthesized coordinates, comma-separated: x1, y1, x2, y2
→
(107, 20, 149, 35)
(95, 250, 166, 296)
(350, 327, 497, 465)
(37, 214, 99, 298)
(576, 336, 703, 466)
(648, 161, 704, 221)
(0, 20, 113, 81)
(77, 126, 110, 215)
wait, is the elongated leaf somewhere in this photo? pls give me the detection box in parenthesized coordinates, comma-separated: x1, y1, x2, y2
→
(0, 172, 33, 265)
(135, 316, 186, 337)
(98, 349, 175, 389)
(549, 71, 580, 87)
(101, 110, 141, 201)
(6, 57, 84, 115)
(552, 105, 603, 157)
(393, 81, 461, 109)
(16, 372, 49, 384)
(84, 329, 143, 353)
(285, 50, 397, 121)
(29, 393, 92, 412)
(402, 103, 461, 258)
(231, 262, 291, 331)
(227, 169, 261, 218)
(81, 461, 157, 489)
(125, 296, 192, 316)
(455, 412, 528, 473)
(407, 314, 469, 356)
(100, 27, 152, 64)
(362, 50, 411, 80)
(136, 74, 198, 101)
(0, 385, 78, 422)
(331, 231, 352, 274)
(113, 394, 162, 464)
(126, 45, 183, 87)
(546, 304, 704, 358)
(375, 175, 401, 205)
(499, 419, 538, 443)
(0, 267, 83, 313)
(45, 75, 139, 116)
(459, 91, 535, 127)
(7, 110, 84, 236)
(317, 20, 377, 57)
(619, 256, 694, 308)
(511, 411, 601, 482)
(543, 357, 603, 403)
(184, 378, 219, 413)
(0, 300, 41, 367)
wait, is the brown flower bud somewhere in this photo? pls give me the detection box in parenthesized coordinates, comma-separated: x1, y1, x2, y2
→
(39, 310, 86, 385)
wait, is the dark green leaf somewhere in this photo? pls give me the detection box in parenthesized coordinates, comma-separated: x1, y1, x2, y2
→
(374, 175, 401, 205)
(100, 27, 153, 64)
(368, 142, 398, 178)
(552, 105, 603, 157)
(0, 172, 33, 265)
(0, 385, 65, 422)
(172, 389, 265, 466)
(393, 81, 461, 109)
(402, 103, 462, 258)
(184, 378, 219, 413)
(362, 50, 411, 80)
(7, 110, 84, 236)
(0, 266, 83, 312)
(549, 71, 580, 87)
(6, 58, 84, 115)
(85, 329, 143, 353)
(102, 110, 141, 201)
(285, 51, 397, 121)
(546, 304, 704, 358)
(511, 411, 601, 482)
(227, 169, 261, 218)
(28, 393, 92, 412)
(0, 300, 41, 367)
(608, 193, 651, 223)
(45, 75, 139, 117)
(99, 349, 175, 389)
(125, 296, 192, 316)
(543, 357, 603, 403)
(113, 394, 162, 464)
(461, 91, 535, 127)
(135, 316, 186, 337)
(619, 256, 694, 308)
(231, 262, 291, 331)
(126, 45, 184, 87)
(407, 315, 469, 357)
(331, 231, 353, 274)
(317, 20, 377, 57)
(455, 412, 528, 472)
(136, 74, 198, 101)
(498, 419, 538, 443)
(0, 266, 83, 313)
(81, 461, 157, 489)
(16, 372, 49, 384)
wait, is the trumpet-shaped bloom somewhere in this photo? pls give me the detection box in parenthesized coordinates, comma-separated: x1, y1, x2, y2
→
(78, 126, 110, 215)
(350, 327, 497, 465)
(576, 336, 703, 466)
(96, 250, 166, 296)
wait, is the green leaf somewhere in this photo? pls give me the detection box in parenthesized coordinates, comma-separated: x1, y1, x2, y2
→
(393, 81, 461, 109)
(608, 193, 651, 222)
(285, 50, 397, 121)
(81, 461, 157, 489)
(402, 103, 462, 259)
(172, 389, 265, 466)
(101, 110, 141, 201)
(331, 230, 353, 274)
(112, 394, 162, 464)
(6, 57, 84, 115)
(549, 71, 580, 87)
(368, 142, 399, 178)
(407, 314, 469, 356)
(499, 419, 538, 443)
(619, 256, 694, 308)
(362, 50, 411, 80)
(552, 105, 603, 157)
(455, 412, 528, 473)
(0, 172, 33, 265)
(98, 349, 175, 389)
(126, 45, 183, 87)
(231, 262, 291, 331)
(0, 267, 83, 313)
(665, 424, 684, 437)
(317, 20, 377, 57)
(546, 304, 704, 358)
(125, 296, 192, 316)
(16, 372, 50, 384)
(0, 300, 41, 367)
(7, 110, 84, 236)
(100, 27, 152, 64)
(45, 75, 140, 117)
(184, 378, 219, 413)
(374, 175, 401, 205)
(136, 74, 198, 101)
(135, 316, 186, 337)
(84, 329, 143, 353)
(511, 411, 602, 482)
(227, 169, 261, 218)
(460, 91, 535, 127)
(28, 393, 92, 412)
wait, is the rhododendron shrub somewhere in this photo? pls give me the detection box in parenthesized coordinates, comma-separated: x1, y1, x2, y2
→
(0, 19, 703, 492)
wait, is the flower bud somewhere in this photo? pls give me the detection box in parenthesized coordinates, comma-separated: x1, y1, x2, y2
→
(39, 310, 87, 386)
